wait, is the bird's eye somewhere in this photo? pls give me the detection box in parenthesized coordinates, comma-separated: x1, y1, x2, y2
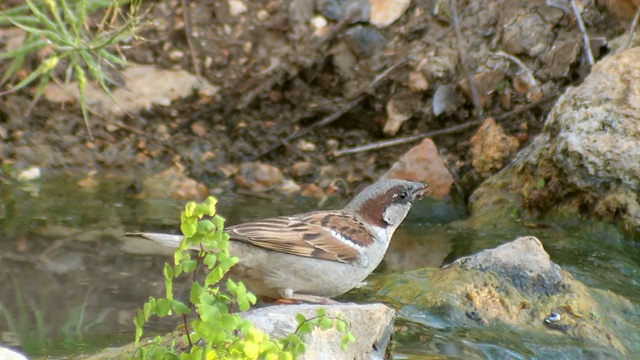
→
(398, 191, 408, 200)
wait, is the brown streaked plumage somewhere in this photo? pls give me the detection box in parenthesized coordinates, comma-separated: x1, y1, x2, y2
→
(227, 211, 374, 263)
(125, 179, 429, 303)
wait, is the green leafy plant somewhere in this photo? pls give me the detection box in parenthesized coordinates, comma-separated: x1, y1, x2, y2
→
(0, 0, 144, 139)
(133, 196, 355, 359)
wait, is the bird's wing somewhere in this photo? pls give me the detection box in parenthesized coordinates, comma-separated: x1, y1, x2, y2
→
(227, 211, 374, 263)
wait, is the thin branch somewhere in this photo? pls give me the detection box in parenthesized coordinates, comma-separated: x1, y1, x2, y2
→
(254, 96, 364, 159)
(570, 0, 594, 65)
(181, 0, 201, 80)
(331, 120, 483, 157)
(623, 6, 640, 51)
(492, 51, 538, 89)
(330, 93, 559, 157)
(451, 0, 484, 120)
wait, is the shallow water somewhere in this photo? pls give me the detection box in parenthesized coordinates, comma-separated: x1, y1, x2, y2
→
(1, 178, 639, 359)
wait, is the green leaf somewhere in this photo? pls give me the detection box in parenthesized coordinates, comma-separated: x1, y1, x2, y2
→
(315, 308, 326, 317)
(203, 253, 217, 268)
(100, 49, 127, 66)
(189, 282, 204, 304)
(184, 201, 197, 218)
(196, 220, 216, 236)
(536, 178, 545, 191)
(284, 333, 301, 346)
(26, 67, 52, 113)
(0, 56, 58, 95)
(243, 341, 260, 358)
(0, 38, 46, 60)
(319, 317, 333, 330)
(226, 278, 237, 292)
(155, 298, 172, 317)
(182, 259, 198, 273)
(205, 267, 224, 286)
(74, 64, 92, 139)
(24, 0, 60, 32)
(341, 332, 355, 351)
(181, 220, 197, 238)
(298, 321, 313, 334)
(172, 300, 191, 315)
(220, 314, 239, 331)
(295, 313, 306, 325)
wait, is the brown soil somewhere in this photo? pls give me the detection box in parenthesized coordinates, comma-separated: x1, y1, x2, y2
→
(0, 0, 633, 198)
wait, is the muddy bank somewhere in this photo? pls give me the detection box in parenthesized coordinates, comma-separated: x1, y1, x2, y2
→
(1, 0, 636, 201)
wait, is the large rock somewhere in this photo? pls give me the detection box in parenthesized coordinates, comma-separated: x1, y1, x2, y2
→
(370, 237, 639, 358)
(78, 303, 395, 360)
(243, 303, 395, 360)
(468, 47, 640, 237)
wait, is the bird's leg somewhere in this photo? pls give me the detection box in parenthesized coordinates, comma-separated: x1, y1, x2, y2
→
(278, 288, 339, 305)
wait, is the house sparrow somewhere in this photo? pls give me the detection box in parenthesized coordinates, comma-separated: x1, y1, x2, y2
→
(125, 179, 428, 303)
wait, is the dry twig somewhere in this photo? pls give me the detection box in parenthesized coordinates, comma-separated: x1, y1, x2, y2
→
(181, 0, 202, 80)
(330, 93, 559, 157)
(623, 6, 640, 51)
(570, 0, 595, 65)
(451, 0, 484, 120)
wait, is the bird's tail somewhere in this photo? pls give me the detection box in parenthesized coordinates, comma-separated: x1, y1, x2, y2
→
(123, 232, 184, 249)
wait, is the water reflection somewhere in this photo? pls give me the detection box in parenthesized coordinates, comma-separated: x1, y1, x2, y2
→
(1, 178, 639, 359)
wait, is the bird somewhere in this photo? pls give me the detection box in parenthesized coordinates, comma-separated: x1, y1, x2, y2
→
(125, 179, 428, 304)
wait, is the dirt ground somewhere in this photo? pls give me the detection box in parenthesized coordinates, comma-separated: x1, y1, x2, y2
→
(0, 0, 635, 199)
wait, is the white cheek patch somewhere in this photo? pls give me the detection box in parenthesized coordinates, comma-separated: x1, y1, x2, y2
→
(383, 203, 410, 227)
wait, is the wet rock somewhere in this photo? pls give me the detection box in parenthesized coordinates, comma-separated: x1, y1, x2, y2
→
(41, 252, 84, 274)
(450, 237, 563, 295)
(469, 118, 519, 178)
(241, 303, 395, 360)
(382, 138, 454, 200)
(300, 183, 325, 198)
(15, 166, 41, 181)
(317, 0, 370, 23)
(0, 347, 27, 360)
(236, 162, 284, 192)
(343, 26, 387, 58)
(372, 236, 633, 357)
(141, 167, 209, 201)
(276, 179, 301, 195)
(291, 161, 315, 179)
(382, 98, 413, 136)
(369, 0, 411, 28)
(469, 47, 640, 236)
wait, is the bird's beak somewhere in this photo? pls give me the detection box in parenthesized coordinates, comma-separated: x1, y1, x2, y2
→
(411, 182, 430, 200)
